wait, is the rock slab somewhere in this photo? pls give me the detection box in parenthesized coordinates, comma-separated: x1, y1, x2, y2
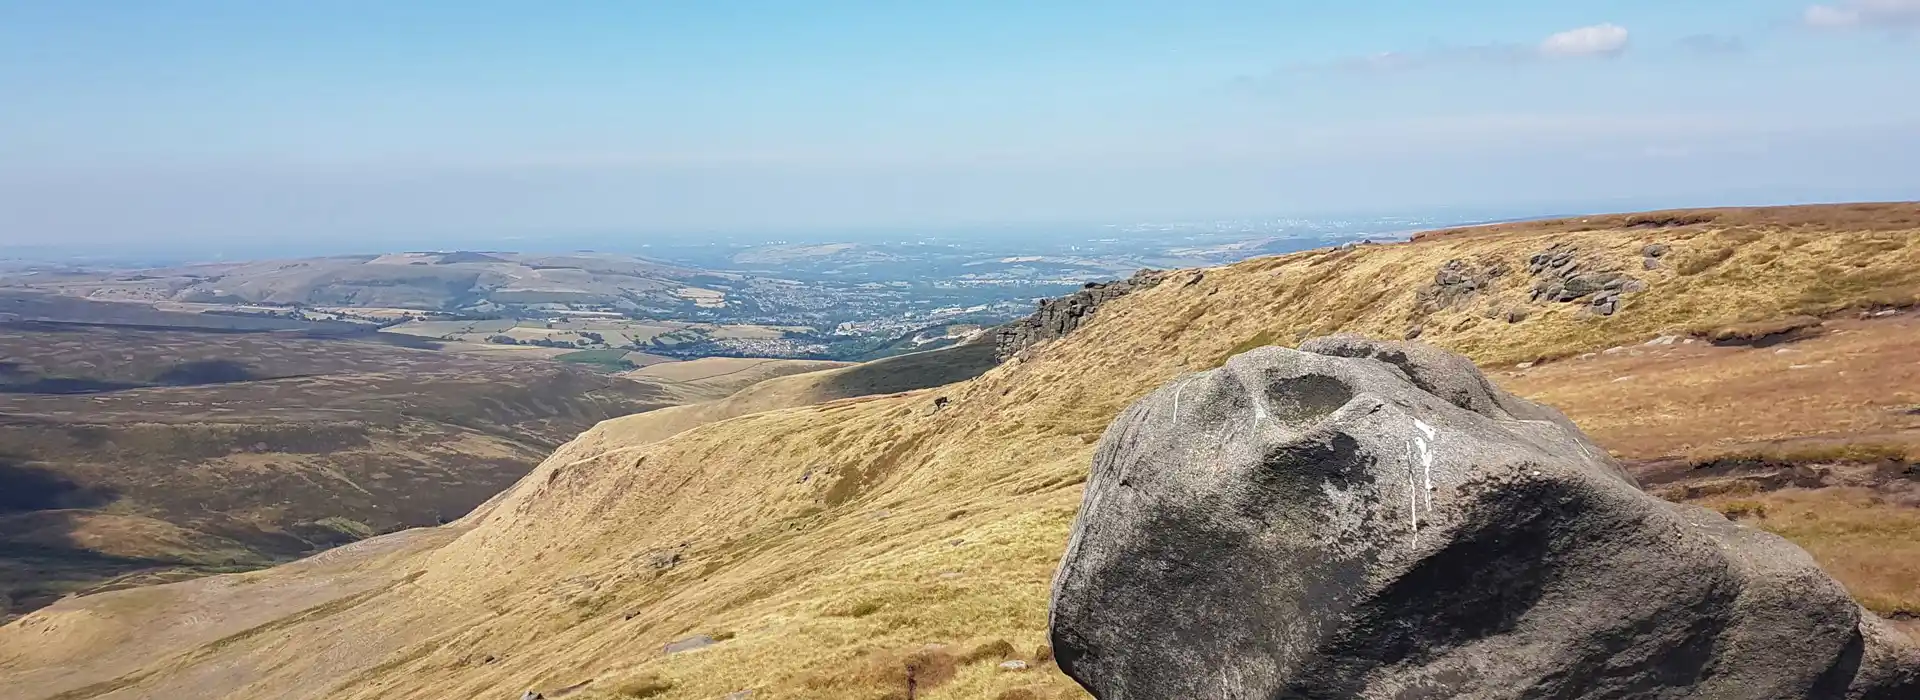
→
(1049, 335, 1919, 699)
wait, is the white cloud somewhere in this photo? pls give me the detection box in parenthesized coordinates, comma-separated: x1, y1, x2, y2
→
(1284, 23, 1631, 74)
(1804, 0, 1920, 29)
(1539, 23, 1631, 58)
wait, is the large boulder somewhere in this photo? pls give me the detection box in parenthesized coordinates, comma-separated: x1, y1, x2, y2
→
(1049, 335, 1920, 699)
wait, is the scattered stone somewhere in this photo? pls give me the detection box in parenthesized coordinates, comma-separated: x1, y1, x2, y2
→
(1516, 362, 1535, 370)
(663, 634, 716, 655)
(1642, 243, 1671, 258)
(1577, 353, 1597, 360)
(1408, 259, 1511, 332)
(1403, 324, 1424, 340)
(938, 571, 965, 580)
(999, 660, 1029, 672)
(644, 550, 681, 571)
(1528, 242, 1580, 275)
(522, 692, 543, 700)
(1603, 346, 1625, 355)
(1790, 365, 1814, 370)
(1646, 335, 1679, 346)
(1416, 259, 1509, 313)
(1872, 309, 1902, 318)
(1643, 257, 1664, 270)
(1775, 348, 1800, 355)
(949, 538, 965, 546)
(1505, 307, 1530, 324)
(725, 691, 754, 700)
(1612, 375, 1634, 382)
(1048, 336, 1920, 699)
(1524, 244, 1643, 315)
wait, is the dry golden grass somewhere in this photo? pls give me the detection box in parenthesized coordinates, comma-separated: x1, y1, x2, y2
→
(1499, 314, 1920, 460)
(5, 203, 1919, 700)
(1700, 488, 1920, 615)
(624, 358, 849, 403)
(611, 674, 675, 698)
(1495, 312, 1920, 624)
(1690, 442, 1915, 469)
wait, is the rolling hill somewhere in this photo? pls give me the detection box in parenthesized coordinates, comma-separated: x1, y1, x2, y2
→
(0, 323, 679, 624)
(1, 252, 727, 314)
(4, 203, 1919, 700)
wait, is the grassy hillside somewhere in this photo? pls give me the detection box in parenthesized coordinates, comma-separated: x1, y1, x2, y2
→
(4, 203, 1919, 700)
(0, 325, 677, 623)
(624, 357, 852, 404)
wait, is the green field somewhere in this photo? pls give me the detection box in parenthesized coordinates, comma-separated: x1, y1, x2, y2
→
(554, 348, 638, 370)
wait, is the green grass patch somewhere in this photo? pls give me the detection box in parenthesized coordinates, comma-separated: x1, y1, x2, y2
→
(555, 348, 637, 370)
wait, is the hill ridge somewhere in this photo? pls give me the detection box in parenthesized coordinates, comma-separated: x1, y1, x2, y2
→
(4, 202, 1919, 699)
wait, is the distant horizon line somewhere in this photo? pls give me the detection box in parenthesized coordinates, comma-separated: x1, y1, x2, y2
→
(5, 197, 1916, 265)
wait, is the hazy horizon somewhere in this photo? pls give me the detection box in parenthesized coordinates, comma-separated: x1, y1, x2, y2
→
(5, 1, 1919, 247)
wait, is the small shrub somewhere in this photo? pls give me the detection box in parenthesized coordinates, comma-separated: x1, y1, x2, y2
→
(1676, 247, 1736, 276)
(996, 690, 1041, 700)
(800, 646, 962, 698)
(1213, 330, 1277, 368)
(711, 630, 737, 641)
(825, 599, 884, 618)
(1718, 500, 1768, 520)
(1034, 645, 1054, 666)
(960, 639, 1017, 665)
(1706, 316, 1821, 346)
(614, 675, 675, 698)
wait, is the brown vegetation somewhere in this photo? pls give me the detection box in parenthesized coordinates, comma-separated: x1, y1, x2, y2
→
(4, 203, 1919, 699)
(0, 324, 675, 622)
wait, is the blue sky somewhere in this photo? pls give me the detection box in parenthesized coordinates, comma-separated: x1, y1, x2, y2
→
(2, 1, 1918, 246)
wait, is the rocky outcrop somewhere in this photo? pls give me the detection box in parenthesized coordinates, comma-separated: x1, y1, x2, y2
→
(1528, 242, 1647, 316)
(1049, 336, 1920, 699)
(993, 270, 1165, 360)
(1407, 258, 1513, 338)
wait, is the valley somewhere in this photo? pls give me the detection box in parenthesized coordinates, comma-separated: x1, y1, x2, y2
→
(0, 322, 682, 623)
(2, 203, 1916, 699)
(2, 219, 1414, 364)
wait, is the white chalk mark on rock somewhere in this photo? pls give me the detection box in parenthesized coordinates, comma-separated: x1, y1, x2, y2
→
(1407, 418, 1441, 546)
(1408, 468, 1420, 547)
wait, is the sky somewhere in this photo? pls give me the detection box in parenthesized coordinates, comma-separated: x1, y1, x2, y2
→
(2, 1, 1918, 248)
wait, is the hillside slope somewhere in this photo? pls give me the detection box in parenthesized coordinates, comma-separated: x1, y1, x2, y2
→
(0, 326, 677, 623)
(5, 203, 1919, 700)
(5, 252, 710, 312)
(622, 358, 851, 404)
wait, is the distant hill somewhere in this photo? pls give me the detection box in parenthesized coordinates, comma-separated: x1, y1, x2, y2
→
(0, 251, 727, 315)
(0, 323, 678, 623)
(5, 203, 1919, 700)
